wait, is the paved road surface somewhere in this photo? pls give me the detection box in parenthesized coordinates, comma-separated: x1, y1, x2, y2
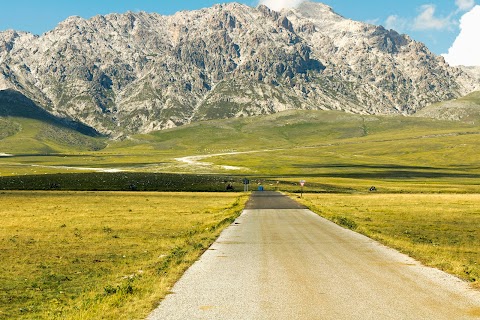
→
(148, 191, 480, 319)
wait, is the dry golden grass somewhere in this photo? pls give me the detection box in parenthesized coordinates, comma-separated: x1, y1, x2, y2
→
(0, 191, 248, 319)
(297, 193, 480, 288)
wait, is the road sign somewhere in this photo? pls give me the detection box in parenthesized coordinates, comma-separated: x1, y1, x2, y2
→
(300, 180, 306, 198)
(243, 178, 250, 192)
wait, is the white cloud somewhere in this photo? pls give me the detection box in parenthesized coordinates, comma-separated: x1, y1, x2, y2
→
(413, 5, 453, 30)
(365, 18, 380, 25)
(385, 15, 408, 32)
(443, 5, 480, 66)
(258, 0, 306, 11)
(456, 0, 476, 11)
(383, 4, 455, 33)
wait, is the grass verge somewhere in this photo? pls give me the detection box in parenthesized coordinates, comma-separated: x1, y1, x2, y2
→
(295, 193, 480, 288)
(0, 191, 248, 319)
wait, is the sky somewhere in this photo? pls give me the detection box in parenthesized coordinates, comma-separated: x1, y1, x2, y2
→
(0, 0, 478, 66)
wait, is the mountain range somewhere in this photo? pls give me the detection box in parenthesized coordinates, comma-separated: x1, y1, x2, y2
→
(0, 1, 479, 138)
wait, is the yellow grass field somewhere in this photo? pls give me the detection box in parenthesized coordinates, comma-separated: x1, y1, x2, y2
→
(297, 193, 480, 288)
(0, 191, 248, 319)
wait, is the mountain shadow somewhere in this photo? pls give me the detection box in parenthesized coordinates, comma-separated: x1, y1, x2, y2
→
(0, 89, 102, 137)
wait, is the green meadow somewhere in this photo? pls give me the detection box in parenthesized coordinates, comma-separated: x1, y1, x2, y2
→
(1, 109, 480, 318)
(0, 191, 248, 319)
(1, 110, 479, 194)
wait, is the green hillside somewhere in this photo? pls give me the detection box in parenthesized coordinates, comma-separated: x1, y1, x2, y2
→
(0, 90, 107, 155)
(1, 109, 478, 193)
(125, 110, 477, 153)
(0, 117, 106, 154)
(109, 110, 480, 193)
(417, 91, 480, 123)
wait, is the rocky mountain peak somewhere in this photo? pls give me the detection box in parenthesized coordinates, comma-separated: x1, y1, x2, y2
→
(295, 1, 337, 17)
(0, 1, 478, 137)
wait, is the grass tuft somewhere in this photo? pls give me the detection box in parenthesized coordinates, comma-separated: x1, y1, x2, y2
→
(333, 216, 358, 230)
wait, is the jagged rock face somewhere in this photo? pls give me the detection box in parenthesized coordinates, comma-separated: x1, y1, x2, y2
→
(0, 2, 478, 136)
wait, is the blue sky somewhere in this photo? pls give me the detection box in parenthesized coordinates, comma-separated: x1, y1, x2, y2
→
(0, 0, 476, 57)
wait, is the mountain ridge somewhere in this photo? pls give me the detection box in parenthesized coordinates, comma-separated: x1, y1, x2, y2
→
(0, 1, 478, 137)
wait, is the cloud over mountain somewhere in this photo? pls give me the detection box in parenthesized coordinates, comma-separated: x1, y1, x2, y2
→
(258, 0, 306, 11)
(413, 5, 453, 31)
(443, 5, 480, 66)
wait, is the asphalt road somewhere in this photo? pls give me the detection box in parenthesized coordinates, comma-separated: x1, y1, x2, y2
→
(148, 191, 480, 319)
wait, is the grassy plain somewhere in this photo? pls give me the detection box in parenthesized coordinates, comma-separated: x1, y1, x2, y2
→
(0, 191, 248, 319)
(1, 109, 480, 317)
(296, 193, 480, 287)
(1, 111, 479, 195)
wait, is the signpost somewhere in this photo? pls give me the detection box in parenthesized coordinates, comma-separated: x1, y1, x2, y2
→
(243, 178, 250, 192)
(300, 180, 306, 198)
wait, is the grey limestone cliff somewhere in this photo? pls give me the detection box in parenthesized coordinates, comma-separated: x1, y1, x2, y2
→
(0, 2, 478, 137)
